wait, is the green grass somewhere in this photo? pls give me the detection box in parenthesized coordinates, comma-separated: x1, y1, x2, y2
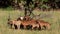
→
(0, 9, 60, 34)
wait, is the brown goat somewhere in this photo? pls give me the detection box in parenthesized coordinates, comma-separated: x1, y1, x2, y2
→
(8, 20, 16, 29)
(14, 21, 22, 29)
(37, 20, 51, 30)
(20, 19, 40, 30)
(8, 19, 22, 29)
(21, 21, 31, 29)
(30, 22, 40, 30)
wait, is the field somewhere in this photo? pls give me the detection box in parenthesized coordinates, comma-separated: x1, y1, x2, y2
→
(0, 9, 60, 34)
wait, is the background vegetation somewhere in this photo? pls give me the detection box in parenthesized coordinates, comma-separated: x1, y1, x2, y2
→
(0, 9, 60, 34)
(0, 0, 60, 9)
(0, 0, 60, 34)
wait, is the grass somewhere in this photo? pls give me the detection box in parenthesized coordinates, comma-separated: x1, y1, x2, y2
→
(0, 9, 60, 34)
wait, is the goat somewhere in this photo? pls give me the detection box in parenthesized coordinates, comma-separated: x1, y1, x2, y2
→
(37, 20, 51, 30)
(8, 19, 16, 29)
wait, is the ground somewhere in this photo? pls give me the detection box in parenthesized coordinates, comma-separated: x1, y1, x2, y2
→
(0, 9, 60, 34)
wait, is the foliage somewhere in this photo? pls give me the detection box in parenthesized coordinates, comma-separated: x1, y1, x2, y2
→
(0, 0, 60, 9)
